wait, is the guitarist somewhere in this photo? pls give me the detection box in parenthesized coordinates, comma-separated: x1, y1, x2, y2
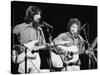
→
(12, 6, 49, 73)
(52, 18, 85, 71)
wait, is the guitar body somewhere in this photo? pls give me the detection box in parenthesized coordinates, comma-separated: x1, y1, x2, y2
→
(24, 40, 38, 50)
(16, 40, 46, 63)
(58, 45, 79, 64)
(24, 40, 46, 51)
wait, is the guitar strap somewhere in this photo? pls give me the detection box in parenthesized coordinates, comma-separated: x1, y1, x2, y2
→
(37, 27, 46, 44)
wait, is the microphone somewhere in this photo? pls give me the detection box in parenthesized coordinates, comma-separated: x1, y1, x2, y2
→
(80, 23, 87, 31)
(41, 21, 53, 29)
(74, 33, 79, 38)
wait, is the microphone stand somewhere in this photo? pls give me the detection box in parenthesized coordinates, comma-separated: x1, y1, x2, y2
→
(83, 28, 91, 69)
(21, 44, 40, 73)
(46, 27, 67, 71)
(21, 44, 28, 73)
(25, 46, 27, 73)
(46, 27, 52, 72)
(83, 28, 97, 69)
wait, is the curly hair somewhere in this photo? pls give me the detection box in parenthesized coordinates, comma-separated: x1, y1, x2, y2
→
(24, 6, 41, 24)
(67, 18, 81, 32)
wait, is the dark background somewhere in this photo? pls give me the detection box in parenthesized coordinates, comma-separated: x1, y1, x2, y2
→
(11, 1, 97, 43)
(11, 1, 97, 73)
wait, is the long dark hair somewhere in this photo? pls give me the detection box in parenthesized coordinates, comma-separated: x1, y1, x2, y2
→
(24, 6, 41, 24)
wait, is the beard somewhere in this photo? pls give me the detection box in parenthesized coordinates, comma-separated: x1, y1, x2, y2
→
(32, 18, 41, 27)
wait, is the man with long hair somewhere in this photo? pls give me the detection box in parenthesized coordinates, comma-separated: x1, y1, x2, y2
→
(12, 6, 49, 73)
